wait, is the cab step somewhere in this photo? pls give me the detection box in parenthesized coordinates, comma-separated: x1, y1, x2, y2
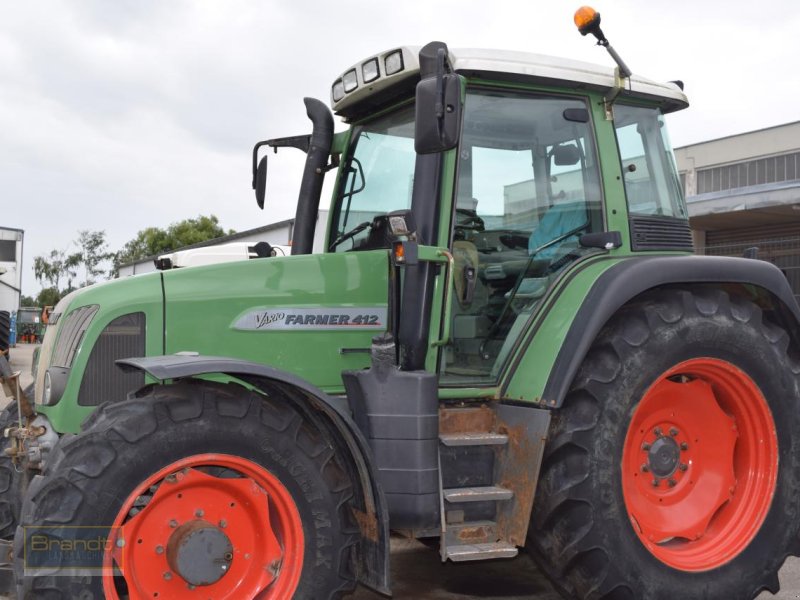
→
(439, 432, 509, 446)
(443, 485, 513, 503)
(444, 541, 518, 562)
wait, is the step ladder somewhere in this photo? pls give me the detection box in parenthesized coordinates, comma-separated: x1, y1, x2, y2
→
(438, 404, 550, 563)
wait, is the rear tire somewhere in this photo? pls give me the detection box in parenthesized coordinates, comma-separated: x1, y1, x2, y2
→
(527, 288, 800, 600)
(15, 380, 359, 599)
(0, 311, 10, 356)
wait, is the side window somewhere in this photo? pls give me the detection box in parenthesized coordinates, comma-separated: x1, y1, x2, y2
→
(614, 104, 686, 218)
(445, 90, 603, 383)
(330, 105, 416, 252)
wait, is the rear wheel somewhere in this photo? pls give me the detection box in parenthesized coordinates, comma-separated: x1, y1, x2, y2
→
(528, 288, 800, 600)
(15, 380, 359, 599)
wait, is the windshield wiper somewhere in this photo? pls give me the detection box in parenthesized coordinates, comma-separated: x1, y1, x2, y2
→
(328, 221, 372, 251)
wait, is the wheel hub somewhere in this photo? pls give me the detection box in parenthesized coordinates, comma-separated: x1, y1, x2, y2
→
(647, 435, 680, 478)
(166, 520, 233, 586)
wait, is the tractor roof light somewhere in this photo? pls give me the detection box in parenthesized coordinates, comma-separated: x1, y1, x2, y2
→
(332, 79, 345, 102)
(573, 5, 632, 80)
(342, 69, 359, 93)
(384, 50, 404, 75)
(362, 58, 380, 83)
(574, 6, 604, 41)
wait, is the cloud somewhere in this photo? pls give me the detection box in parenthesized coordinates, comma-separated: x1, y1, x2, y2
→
(1, 0, 798, 295)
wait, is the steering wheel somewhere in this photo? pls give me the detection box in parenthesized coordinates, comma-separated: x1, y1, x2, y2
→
(454, 208, 485, 241)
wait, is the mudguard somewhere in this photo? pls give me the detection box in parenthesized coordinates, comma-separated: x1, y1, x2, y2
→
(536, 255, 800, 408)
(118, 354, 391, 596)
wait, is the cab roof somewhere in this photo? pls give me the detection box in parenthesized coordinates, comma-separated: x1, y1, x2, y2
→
(331, 45, 688, 120)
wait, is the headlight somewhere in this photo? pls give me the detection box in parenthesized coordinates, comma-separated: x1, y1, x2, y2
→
(384, 50, 404, 75)
(43, 370, 52, 404)
(362, 58, 379, 83)
(41, 367, 69, 406)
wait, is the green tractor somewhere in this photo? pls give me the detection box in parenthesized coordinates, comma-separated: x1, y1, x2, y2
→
(4, 7, 800, 599)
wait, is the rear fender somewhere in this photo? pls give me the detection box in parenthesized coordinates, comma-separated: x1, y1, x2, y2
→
(529, 255, 800, 408)
(118, 354, 391, 596)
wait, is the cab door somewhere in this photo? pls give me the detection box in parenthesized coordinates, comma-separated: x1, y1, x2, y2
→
(442, 87, 605, 385)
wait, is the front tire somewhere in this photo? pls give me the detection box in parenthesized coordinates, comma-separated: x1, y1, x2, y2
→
(15, 380, 359, 599)
(0, 403, 21, 540)
(528, 288, 800, 600)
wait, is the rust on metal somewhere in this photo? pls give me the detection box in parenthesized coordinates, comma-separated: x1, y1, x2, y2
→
(493, 405, 550, 548)
(439, 405, 495, 435)
(457, 524, 490, 541)
(351, 507, 379, 543)
(496, 423, 538, 546)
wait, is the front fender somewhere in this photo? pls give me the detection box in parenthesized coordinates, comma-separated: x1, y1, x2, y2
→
(118, 354, 391, 596)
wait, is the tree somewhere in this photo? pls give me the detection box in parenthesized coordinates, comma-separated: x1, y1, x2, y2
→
(33, 249, 79, 293)
(74, 230, 113, 286)
(113, 215, 233, 275)
(19, 295, 36, 308)
(35, 287, 62, 308)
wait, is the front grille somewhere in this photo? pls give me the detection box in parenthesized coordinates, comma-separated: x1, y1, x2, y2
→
(78, 312, 146, 406)
(630, 215, 693, 251)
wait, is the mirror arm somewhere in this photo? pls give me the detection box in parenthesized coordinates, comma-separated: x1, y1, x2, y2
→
(267, 134, 311, 154)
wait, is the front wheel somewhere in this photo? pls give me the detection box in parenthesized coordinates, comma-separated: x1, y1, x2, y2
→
(528, 288, 800, 600)
(15, 380, 359, 599)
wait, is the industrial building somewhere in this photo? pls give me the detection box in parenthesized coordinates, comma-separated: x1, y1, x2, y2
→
(675, 121, 800, 300)
(0, 226, 24, 314)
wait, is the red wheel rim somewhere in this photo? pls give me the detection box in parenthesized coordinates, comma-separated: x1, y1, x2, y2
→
(103, 454, 304, 599)
(621, 358, 778, 571)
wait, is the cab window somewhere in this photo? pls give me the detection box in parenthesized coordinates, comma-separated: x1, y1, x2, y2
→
(329, 105, 416, 252)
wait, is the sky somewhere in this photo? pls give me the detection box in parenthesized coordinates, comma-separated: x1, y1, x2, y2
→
(2, 0, 799, 296)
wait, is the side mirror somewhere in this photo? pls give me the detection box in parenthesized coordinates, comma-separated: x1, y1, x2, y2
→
(414, 44, 462, 154)
(255, 155, 268, 209)
(252, 140, 270, 210)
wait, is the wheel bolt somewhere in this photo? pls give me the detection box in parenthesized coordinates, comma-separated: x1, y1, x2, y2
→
(641, 464, 650, 473)
(116, 538, 125, 548)
(679, 463, 688, 472)
(163, 571, 173, 581)
(219, 519, 227, 529)
(680, 442, 689, 451)
(669, 428, 679, 437)
(642, 442, 651, 451)
(668, 479, 677, 488)
(195, 509, 204, 518)
(652, 479, 660, 487)
(169, 519, 178, 528)
(653, 427, 663, 436)
(187, 584, 196, 590)
(155, 545, 164, 554)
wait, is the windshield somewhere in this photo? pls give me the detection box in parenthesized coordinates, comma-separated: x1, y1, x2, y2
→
(614, 104, 687, 219)
(330, 105, 416, 252)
